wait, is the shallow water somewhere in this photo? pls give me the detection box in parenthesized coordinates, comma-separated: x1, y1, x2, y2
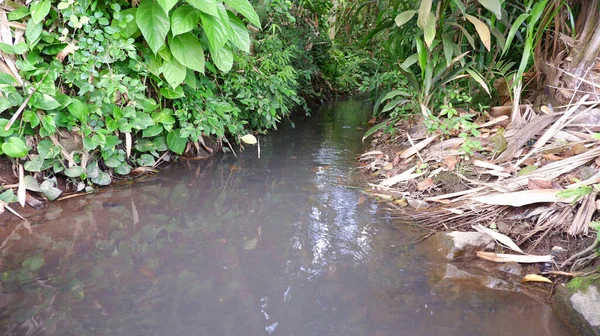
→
(0, 99, 573, 335)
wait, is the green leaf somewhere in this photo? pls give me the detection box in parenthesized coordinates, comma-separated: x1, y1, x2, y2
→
(417, 0, 432, 29)
(198, 11, 230, 51)
(30, 0, 51, 24)
(162, 57, 187, 88)
(39, 180, 62, 200)
(143, 124, 163, 137)
(210, 44, 233, 73)
(2, 137, 29, 158)
(153, 109, 177, 124)
(228, 13, 250, 52)
(167, 131, 187, 154)
(224, 0, 261, 28)
(136, 0, 170, 54)
(121, 8, 140, 38)
(0, 118, 14, 137)
(67, 98, 89, 122)
(186, 0, 218, 17)
(423, 12, 436, 48)
(92, 172, 112, 185)
(171, 5, 200, 35)
(138, 154, 156, 166)
(0, 189, 17, 203)
(502, 13, 529, 55)
(169, 33, 205, 73)
(0, 73, 17, 85)
(64, 166, 86, 178)
(24, 156, 44, 172)
(156, 0, 178, 13)
(26, 20, 43, 46)
(394, 10, 416, 28)
(0, 42, 28, 55)
(33, 93, 61, 110)
(38, 139, 59, 159)
(160, 86, 185, 99)
(8, 6, 29, 21)
(477, 0, 502, 19)
(465, 68, 491, 96)
(22, 256, 44, 271)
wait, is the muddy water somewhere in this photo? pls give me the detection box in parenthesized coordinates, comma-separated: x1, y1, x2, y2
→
(0, 99, 572, 336)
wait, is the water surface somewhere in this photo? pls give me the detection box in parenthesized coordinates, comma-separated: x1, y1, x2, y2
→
(0, 99, 572, 335)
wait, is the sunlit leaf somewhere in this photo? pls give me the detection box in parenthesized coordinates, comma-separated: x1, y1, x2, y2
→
(465, 68, 491, 96)
(465, 14, 491, 51)
(224, 0, 261, 28)
(423, 12, 436, 48)
(477, 0, 502, 19)
(522, 274, 553, 283)
(417, 0, 432, 29)
(136, 0, 170, 54)
(394, 10, 416, 28)
(240, 134, 257, 144)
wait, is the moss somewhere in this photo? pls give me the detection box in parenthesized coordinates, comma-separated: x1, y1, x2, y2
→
(567, 275, 596, 292)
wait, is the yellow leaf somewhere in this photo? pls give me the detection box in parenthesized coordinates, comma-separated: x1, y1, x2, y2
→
(522, 274, 553, 284)
(465, 14, 491, 51)
(240, 134, 257, 145)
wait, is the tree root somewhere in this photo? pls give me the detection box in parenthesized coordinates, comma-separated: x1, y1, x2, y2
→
(560, 239, 599, 270)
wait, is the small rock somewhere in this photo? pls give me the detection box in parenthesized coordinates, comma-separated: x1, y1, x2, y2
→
(434, 264, 517, 292)
(426, 231, 495, 261)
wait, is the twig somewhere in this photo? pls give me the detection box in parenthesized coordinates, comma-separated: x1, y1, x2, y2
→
(560, 239, 599, 269)
(406, 133, 424, 163)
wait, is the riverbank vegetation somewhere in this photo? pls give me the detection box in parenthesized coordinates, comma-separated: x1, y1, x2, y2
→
(358, 0, 600, 274)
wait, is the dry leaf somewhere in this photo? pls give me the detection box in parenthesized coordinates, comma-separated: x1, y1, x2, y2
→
(131, 199, 139, 227)
(522, 274, 553, 284)
(357, 196, 365, 205)
(56, 43, 77, 62)
(443, 155, 458, 170)
(18, 164, 25, 207)
(379, 166, 424, 187)
(383, 162, 394, 170)
(528, 179, 553, 190)
(476, 251, 553, 263)
(522, 157, 537, 166)
(473, 224, 524, 254)
(241, 134, 257, 145)
(407, 198, 430, 209)
(125, 132, 132, 159)
(400, 135, 438, 159)
(417, 178, 435, 191)
(471, 190, 573, 207)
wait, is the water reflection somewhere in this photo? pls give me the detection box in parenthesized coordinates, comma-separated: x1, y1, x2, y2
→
(0, 99, 572, 335)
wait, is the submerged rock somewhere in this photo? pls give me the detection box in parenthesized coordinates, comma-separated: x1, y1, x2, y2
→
(426, 231, 495, 261)
(553, 277, 600, 336)
(434, 264, 518, 292)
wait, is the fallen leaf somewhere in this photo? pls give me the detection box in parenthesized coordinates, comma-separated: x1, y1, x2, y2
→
(417, 178, 435, 191)
(443, 155, 458, 170)
(241, 134, 257, 145)
(56, 43, 77, 62)
(471, 190, 573, 207)
(473, 224, 524, 254)
(243, 238, 258, 250)
(522, 157, 537, 166)
(400, 135, 439, 159)
(379, 166, 424, 187)
(571, 143, 587, 155)
(542, 153, 563, 162)
(476, 251, 553, 263)
(18, 164, 25, 207)
(383, 162, 394, 170)
(125, 132, 132, 158)
(357, 196, 365, 205)
(528, 179, 553, 190)
(522, 274, 553, 283)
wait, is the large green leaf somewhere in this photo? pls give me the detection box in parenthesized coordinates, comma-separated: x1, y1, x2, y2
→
(136, 0, 170, 54)
(228, 12, 250, 52)
(157, 0, 178, 13)
(169, 33, 205, 73)
(67, 98, 89, 122)
(210, 44, 233, 73)
(423, 12, 436, 48)
(2, 137, 29, 158)
(30, 0, 51, 24)
(477, 0, 502, 19)
(224, 0, 261, 28)
(167, 131, 187, 154)
(162, 57, 187, 88)
(32, 93, 61, 110)
(26, 19, 43, 45)
(171, 5, 200, 35)
(186, 0, 218, 17)
(199, 10, 230, 51)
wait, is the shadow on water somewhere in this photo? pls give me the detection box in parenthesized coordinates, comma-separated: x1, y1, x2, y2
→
(0, 98, 573, 335)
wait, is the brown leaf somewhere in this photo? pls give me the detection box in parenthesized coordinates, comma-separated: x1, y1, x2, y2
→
(522, 157, 537, 166)
(595, 156, 600, 166)
(357, 196, 365, 205)
(542, 153, 563, 162)
(443, 155, 458, 170)
(25, 193, 44, 209)
(417, 178, 435, 191)
(528, 179, 553, 190)
(392, 155, 401, 166)
(383, 162, 394, 171)
(56, 43, 77, 62)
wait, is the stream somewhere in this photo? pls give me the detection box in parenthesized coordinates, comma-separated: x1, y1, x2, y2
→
(0, 98, 573, 335)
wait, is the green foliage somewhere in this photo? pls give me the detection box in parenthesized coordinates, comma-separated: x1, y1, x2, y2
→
(0, 0, 345, 195)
